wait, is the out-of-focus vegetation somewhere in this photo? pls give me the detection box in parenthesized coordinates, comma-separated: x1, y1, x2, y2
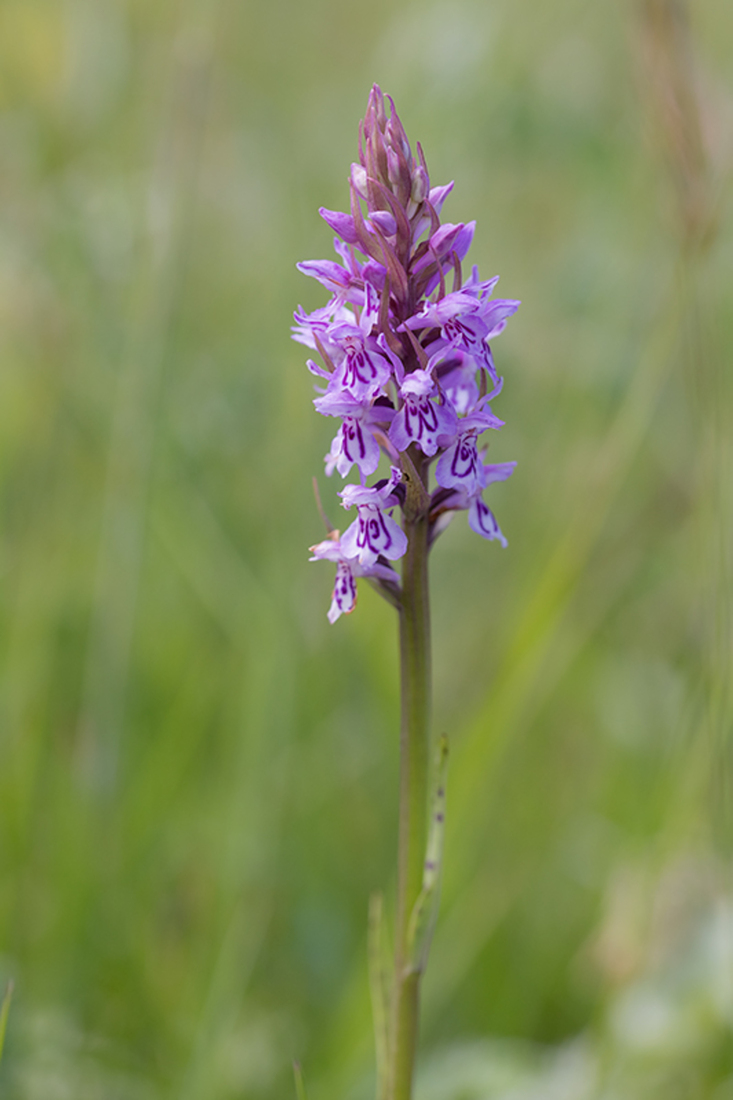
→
(0, 0, 731, 1097)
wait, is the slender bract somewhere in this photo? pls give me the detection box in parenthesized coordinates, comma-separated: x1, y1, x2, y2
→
(294, 85, 518, 1099)
(292, 1061, 308, 1100)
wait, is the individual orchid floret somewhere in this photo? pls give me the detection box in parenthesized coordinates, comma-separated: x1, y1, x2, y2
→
(440, 298, 519, 384)
(435, 402, 505, 497)
(431, 349, 485, 416)
(310, 532, 400, 623)
(314, 391, 394, 478)
(468, 498, 507, 545)
(468, 461, 516, 545)
(389, 369, 457, 457)
(430, 460, 516, 548)
(296, 257, 362, 307)
(292, 299, 356, 356)
(326, 323, 392, 400)
(410, 181, 454, 243)
(340, 467, 407, 566)
(403, 284, 519, 386)
(308, 284, 389, 401)
(296, 233, 372, 308)
(426, 220, 475, 267)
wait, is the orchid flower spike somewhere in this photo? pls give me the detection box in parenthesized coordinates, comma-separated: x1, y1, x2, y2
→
(294, 84, 519, 622)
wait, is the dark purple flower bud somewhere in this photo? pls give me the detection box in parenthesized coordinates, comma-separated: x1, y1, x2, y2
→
(369, 210, 397, 236)
(319, 207, 359, 244)
(429, 222, 466, 259)
(359, 85, 430, 233)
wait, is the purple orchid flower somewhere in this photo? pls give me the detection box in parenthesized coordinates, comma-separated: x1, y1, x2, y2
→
(469, 461, 516, 545)
(340, 468, 407, 566)
(296, 233, 373, 308)
(292, 299, 356, 355)
(299, 84, 525, 1100)
(431, 349, 481, 416)
(402, 282, 519, 386)
(310, 533, 400, 622)
(435, 402, 505, 497)
(389, 369, 457, 456)
(410, 182, 455, 243)
(433, 460, 516, 546)
(325, 297, 392, 399)
(314, 391, 393, 478)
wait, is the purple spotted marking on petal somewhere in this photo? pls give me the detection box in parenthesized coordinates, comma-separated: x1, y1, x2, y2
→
(435, 432, 482, 496)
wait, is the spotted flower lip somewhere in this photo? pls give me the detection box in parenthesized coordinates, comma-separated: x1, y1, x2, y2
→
(329, 328, 393, 400)
(468, 497, 508, 545)
(310, 533, 400, 622)
(314, 391, 394, 479)
(435, 402, 505, 496)
(339, 467, 407, 567)
(389, 369, 457, 457)
(340, 504, 408, 567)
(295, 84, 519, 621)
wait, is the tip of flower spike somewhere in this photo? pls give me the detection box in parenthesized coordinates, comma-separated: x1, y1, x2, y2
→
(366, 85, 387, 131)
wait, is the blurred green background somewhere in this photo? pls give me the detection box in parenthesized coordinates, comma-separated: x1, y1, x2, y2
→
(0, 0, 731, 1097)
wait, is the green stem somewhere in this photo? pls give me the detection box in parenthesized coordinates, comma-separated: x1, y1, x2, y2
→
(390, 453, 431, 1100)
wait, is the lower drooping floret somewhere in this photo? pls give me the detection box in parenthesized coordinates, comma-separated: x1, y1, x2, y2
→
(294, 85, 519, 622)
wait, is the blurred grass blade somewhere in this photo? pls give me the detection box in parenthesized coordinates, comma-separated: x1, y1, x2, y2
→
(368, 892, 390, 1100)
(293, 1060, 309, 1100)
(0, 981, 14, 1064)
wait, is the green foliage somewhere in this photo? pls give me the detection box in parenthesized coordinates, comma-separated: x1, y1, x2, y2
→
(0, 0, 731, 1098)
(0, 982, 13, 1066)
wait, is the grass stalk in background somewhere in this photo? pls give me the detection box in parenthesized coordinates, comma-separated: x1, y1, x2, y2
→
(640, 0, 732, 852)
(0, 982, 13, 1066)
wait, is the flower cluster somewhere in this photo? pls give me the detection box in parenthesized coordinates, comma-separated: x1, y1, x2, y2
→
(296, 86, 519, 622)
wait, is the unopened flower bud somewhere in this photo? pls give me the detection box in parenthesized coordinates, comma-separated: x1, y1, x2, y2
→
(387, 148, 402, 190)
(366, 84, 387, 135)
(370, 210, 397, 236)
(350, 163, 368, 199)
(411, 166, 429, 205)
